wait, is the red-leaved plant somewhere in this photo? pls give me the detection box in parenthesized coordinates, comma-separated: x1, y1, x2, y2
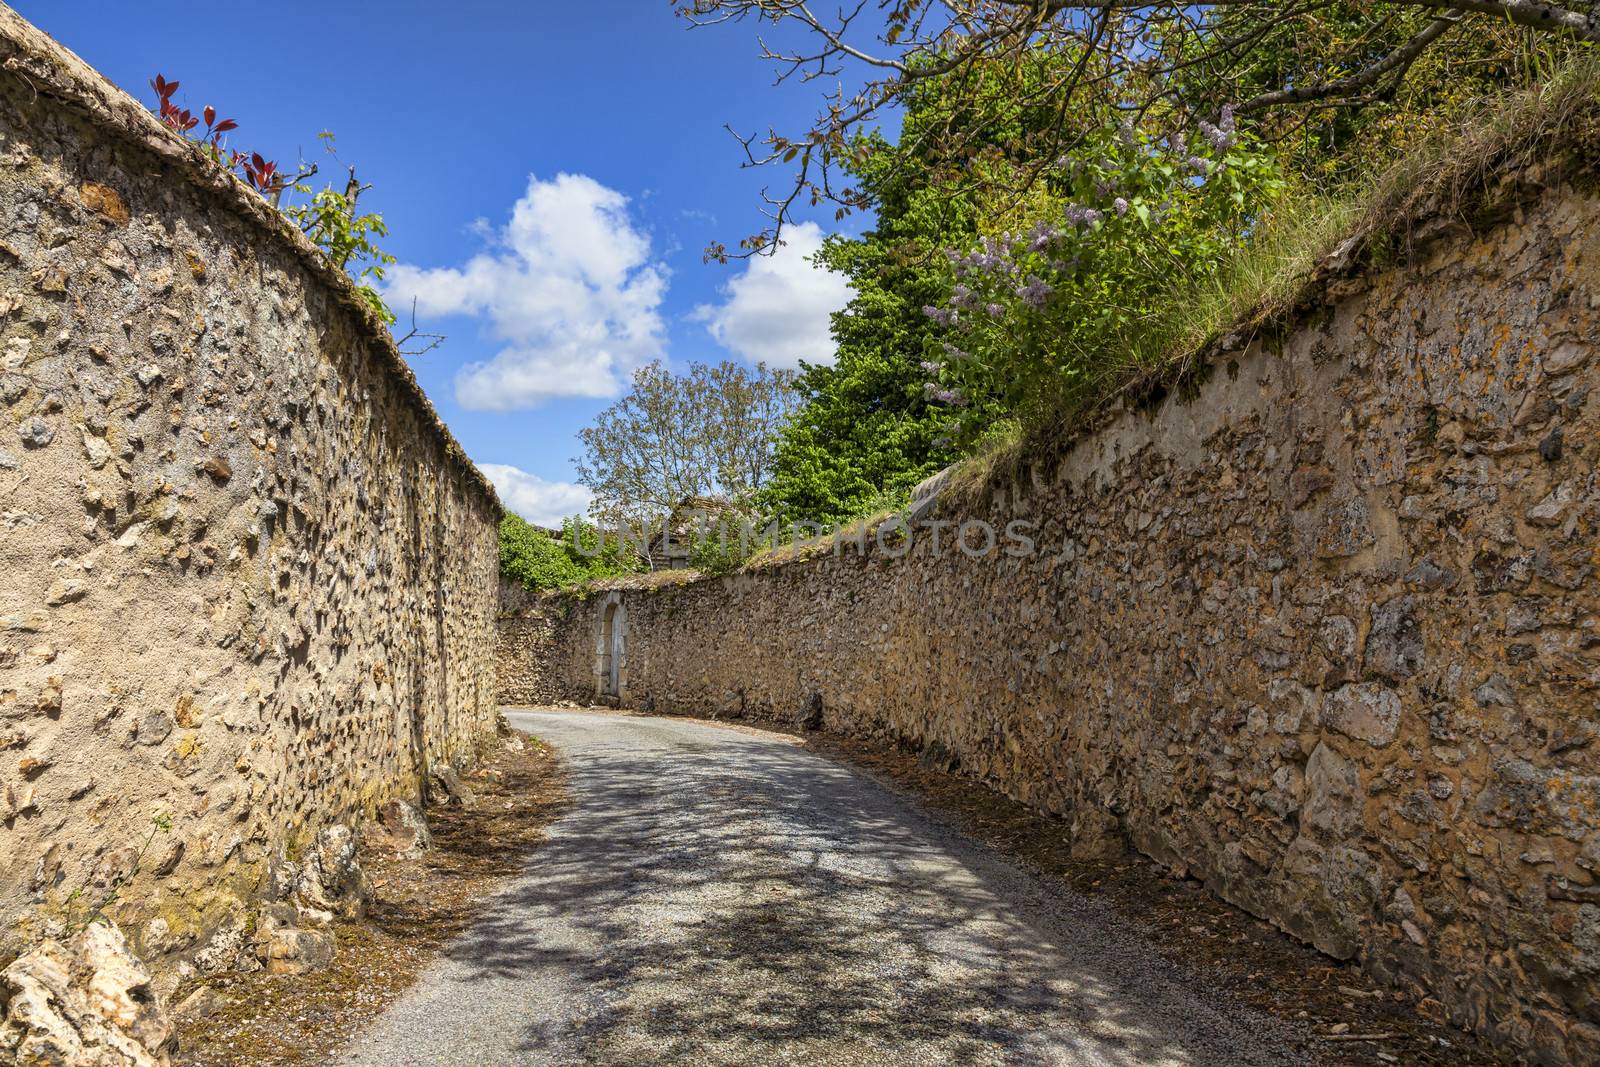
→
(150, 73, 285, 194)
(143, 73, 411, 331)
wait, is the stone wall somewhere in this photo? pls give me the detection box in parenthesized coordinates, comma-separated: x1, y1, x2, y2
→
(535, 183, 1600, 1061)
(0, 11, 501, 969)
(495, 579, 580, 707)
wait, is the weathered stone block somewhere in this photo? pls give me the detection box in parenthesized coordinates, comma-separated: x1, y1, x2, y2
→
(0, 921, 172, 1067)
(1303, 743, 1362, 836)
(1322, 683, 1402, 747)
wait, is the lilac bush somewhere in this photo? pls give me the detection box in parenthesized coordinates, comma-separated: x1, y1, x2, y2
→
(918, 110, 1284, 446)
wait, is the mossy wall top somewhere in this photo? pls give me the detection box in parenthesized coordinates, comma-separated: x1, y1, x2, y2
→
(0, 8, 501, 966)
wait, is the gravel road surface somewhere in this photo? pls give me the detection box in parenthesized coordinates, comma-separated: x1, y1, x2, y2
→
(341, 709, 1314, 1066)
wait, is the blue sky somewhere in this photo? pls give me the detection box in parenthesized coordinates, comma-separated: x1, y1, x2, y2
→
(17, 1, 863, 524)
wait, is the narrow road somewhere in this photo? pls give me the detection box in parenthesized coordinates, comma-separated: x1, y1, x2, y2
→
(342, 710, 1312, 1066)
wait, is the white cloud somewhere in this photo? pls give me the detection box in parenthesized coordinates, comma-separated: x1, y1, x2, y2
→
(695, 222, 852, 369)
(386, 174, 667, 411)
(480, 464, 593, 529)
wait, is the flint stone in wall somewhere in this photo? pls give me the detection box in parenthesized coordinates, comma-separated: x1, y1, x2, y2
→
(1266, 678, 1315, 734)
(1472, 756, 1574, 835)
(374, 799, 433, 858)
(0, 922, 173, 1066)
(1403, 557, 1457, 591)
(797, 691, 824, 731)
(1473, 673, 1517, 709)
(1322, 683, 1402, 747)
(17, 417, 53, 448)
(1528, 483, 1576, 527)
(45, 578, 88, 607)
(290, 824, 371, 926)
(1278, 839, 1381, 960)
(1545, 341, 1591, 375)
(254, 904, 335, 977)
(133, 713, 171, 747)
(191, 909, 257, 977)
(81, 429, 111, 470)
(1303, 742, 1362, 836)
(1365, 596, 1424, 680)
(1315, 496, 1376, 559)
(427, 764, 477, 810)
(1575, 906, 1600, 974)
(1318, 615, 1358, 661)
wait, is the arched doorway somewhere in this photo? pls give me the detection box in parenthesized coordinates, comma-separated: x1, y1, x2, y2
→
(597, 595, 625, 700)
(600, 604, 618, 697)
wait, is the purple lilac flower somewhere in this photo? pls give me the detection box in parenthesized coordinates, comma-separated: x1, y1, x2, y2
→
(919, 359, 942, 373)
(1118, 118, 1137, 147)
(922, 305, 952, 326)
(1017, 275, 1052, 309)
(1064, 204, 1104, 228)
(924, 384, 968, 407)
(986, 303, 1006, 319)
(963, 244, 1007, 276)
(1113, 197, 1129, 217)
(1186, 156, 1210, 176)
(1199, 118, 1235, 153)
(950, 284, 976, 309)
(941, 342, 969, 360)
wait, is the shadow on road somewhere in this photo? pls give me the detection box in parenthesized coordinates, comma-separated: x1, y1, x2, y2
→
(432, 713, 1295, 1066)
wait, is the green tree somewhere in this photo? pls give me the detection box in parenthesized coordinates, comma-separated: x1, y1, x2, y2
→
(498, 513, 638, 592)
(761, 58, 1097, 523)
(757, 224, 954, 525)
(575, 360, 798, 527)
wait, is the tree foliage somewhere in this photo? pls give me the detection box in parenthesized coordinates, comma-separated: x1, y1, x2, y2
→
(686, 2, 1583, 477)
(575, 360, 799, 526)
(679, 1, 1586, 255)
(283, 136, 399, 325)
(924, 107, 1286, 445)
(757, 66, 1025, 524)
(498, 513, 638, 592)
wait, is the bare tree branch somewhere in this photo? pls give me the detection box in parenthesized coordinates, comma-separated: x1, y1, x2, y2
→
(680, 0, 1597, 255)
(395, 297, 445, 358)
(1237, 12, 1466, 113)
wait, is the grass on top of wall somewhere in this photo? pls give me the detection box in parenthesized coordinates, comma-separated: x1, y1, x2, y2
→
(942, 53, 1600, 507)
